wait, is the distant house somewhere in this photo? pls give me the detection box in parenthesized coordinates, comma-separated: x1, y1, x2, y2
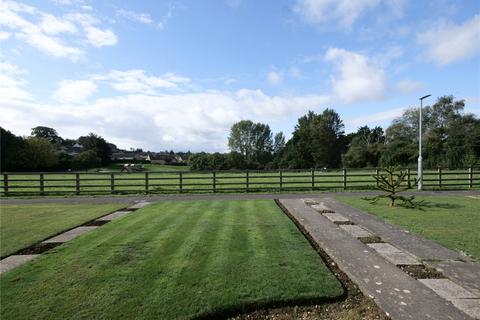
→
(134, 153, 149, 161)
(65, 143, 84, 156)
(111, 152, 135, 161)
(111, 151, 186, 164)
(147, 154, 175, 164)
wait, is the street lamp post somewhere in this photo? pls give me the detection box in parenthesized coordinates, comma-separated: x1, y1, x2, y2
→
(418, 94, 431, 190)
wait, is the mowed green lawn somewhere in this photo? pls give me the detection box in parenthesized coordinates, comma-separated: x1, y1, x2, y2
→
(0, 200, 343, 319)
(337, 196, 480, 260)
(0, 203, 126, 257)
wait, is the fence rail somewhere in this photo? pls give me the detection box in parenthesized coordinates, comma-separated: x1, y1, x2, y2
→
(1, 167, 479, 196)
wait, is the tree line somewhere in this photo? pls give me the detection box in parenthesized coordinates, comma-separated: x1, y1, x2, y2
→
(190, 95, 480, 170)
(2, 95, 479, 172)
(1, 126, 113, 171)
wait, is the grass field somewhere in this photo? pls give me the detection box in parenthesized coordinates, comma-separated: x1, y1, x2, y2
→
(91, 163, 191, 172)
(0, 203, 126, 257)
(336, 195, 480, 260)
(2, 167, 478, 196)
(0, 200, 343, 319)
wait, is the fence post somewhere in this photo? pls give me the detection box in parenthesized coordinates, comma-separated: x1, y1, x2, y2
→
(75, 173, 80, 195)
(40, 173, 44, 195)
(343, 168, 347, 190)
(110, 173, 115, 194)
(375, 168, 379, 188)
(246, 170, 249, 192)
(179, 172, 183, 193)
(213, 171, 216, 193)
(279, 169, 283, 191)
(145, 172, 149, 193)
(469, 167, 473, 188)
(3, 173, 8, 196)
(438, 167, 442, 188)
(407, 168, 411, 189)
(311, 168, 315, 190)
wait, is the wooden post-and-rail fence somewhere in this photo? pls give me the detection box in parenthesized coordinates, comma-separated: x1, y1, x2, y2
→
(1, 167, 478, 196)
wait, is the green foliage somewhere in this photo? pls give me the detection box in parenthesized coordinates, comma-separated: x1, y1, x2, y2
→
(364, 166, 415, 207)
(278, 109, 346, 168)
(273, 131, 285, 155)
(1, 127, 26, 171)
(228, 120, 274, 164)
(78, 133, 112, 166)
(342, 126, 384, 167)
(71, 150, 101, 169)
(30, 126, 62, 144)
(20, 137, 59, 170)
(383, 95, 480, 168)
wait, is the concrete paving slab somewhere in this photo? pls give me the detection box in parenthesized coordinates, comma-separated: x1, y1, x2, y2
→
(310, 203, 335, 213)
(382, 252, 421, 266)
(96, 211, 131, 221)
(128, 201, 151, 209)
(419, 279, 478, 300)
(368, 243, 402, 254)
(339, 224, 373, 238)
(0, 255, 39, 274)
(279, 198, 472, 320)
(368, 243, 421, 265)
(43, 226, 98, 243)
(426, 260, 480, 297)
(302, 198, 318, 205)
(451, 299, 480, 319)
(323, 212, 350, 222)
(320, 197, 466, 262)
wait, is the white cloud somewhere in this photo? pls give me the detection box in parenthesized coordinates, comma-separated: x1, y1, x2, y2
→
(294, 0, 380, 30)
(53, 80, 97, 103)
(1, 72, 332, 151)
(396, 80, 424, 94)
(0, 1, 118, 59)
(39, 13, 77, 34)
(115, 5, 174, 31)
(325, 47, 386, 103)
(0, 60, 31, 101)
(116, 9, 154, 25)
(67, 12, 118, 47)
(267, 70, 283, 85)
(0, 30, 11, 41)
(93, 69, 190, 94)
(417, 15, 480, 65)
(347, 107, 405, 128)
(83, 25, 117, 47)
(0, 1, 84, 60)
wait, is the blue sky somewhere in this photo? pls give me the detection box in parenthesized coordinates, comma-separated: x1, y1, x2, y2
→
(1, 0, 479, 152)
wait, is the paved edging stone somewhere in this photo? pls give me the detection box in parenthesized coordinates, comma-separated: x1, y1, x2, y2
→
(0, 201, 153, 275)
(279, 198, 473, 320)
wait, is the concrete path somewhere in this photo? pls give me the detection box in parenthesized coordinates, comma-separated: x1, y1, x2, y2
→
(0, 201, 153, 275)
(279, 198, 478, 319)
(321, 198, 480, 291)
(2, 190, 479, 205)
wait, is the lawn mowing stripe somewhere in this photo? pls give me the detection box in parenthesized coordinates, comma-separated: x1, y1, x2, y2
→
(145, 203, 226, 318)
(161, 203, 230, 317)
(93, 203, 210, 316)
(251, 202, 324, 298)
(1, 200, 345, 320)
